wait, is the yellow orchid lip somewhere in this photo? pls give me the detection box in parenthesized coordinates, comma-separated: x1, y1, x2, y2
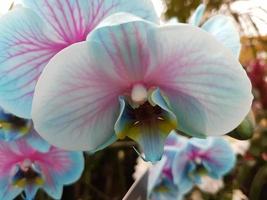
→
(115, 89, 178, 162)
(12, 163, 45, 188)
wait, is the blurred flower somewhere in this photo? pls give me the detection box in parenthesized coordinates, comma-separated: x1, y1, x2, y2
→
(226, 136, 250, 156)
(148, 154, 184, 200)
(197, 176, 224, 194)
(232, 189, 248, 200)
(189, 4, 241, 58)
(148, 133, 235, 198)
(0, 139, 84, 200)
(247, 59, 267, 109)
(247, 59, 267, 90)
(172, 137, 236, 193)
(0, 0, 158, 119)
(190, 190, 204, 200)
(0, 108, 50, 152)
(31, 12, 252, 162)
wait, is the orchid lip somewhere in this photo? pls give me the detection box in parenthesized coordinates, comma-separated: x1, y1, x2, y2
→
(115, 88, 178, 162)
(12, 160, 44, 188)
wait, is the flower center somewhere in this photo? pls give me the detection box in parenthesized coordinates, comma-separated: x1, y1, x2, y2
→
(0, 112, 32, 136)
(12, 159, 44, 188)
(131, 84, 148, 105)
(188, 157, 208, 181)
(131, 102, 164, 126)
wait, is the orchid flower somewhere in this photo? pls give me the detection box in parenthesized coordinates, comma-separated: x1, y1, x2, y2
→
(31, 13, 252, 162)
(0, 0, 158, 119)
(172, 137, 236, 193)
(189, 4, 241, 58)
(0, 139, 84, 200)
(148, 132, 187, 200)
(148, 133, 235, 199)
(0, 108, 50, 152)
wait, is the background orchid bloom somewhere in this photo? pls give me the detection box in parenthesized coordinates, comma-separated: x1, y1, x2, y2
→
(147, 133, 188, 200)
(0, 139, 84, 200)
(172, 137, 236, 193)
(0, 108, 50, 152)
(32, 13, 252, 162)
(0, 0, 158, 119)
(189, 4, 241, 58)
(148, 133, 235, 199)
(148, 156, 184, 200)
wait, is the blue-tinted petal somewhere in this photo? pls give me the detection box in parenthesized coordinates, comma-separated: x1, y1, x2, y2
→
(172, 149, 194, 194)
(0, 176, 22, 200)
(202, 15, 241, 58)
(88, 133, 117, 154)
(32, 41, 121, 151)
(115, 89, 177, 163)
(21, 0, 158, 42)
(189, 4, 206, 26)
(42, 150, 84, 199)
(0, 8, 60, 118)
(146, 24, 253, 138)
(201, 138, 236, 179)
(25, 129, 50, 152)
(24, 185, 39, 200)
(165, 131, 188, 148)
(148, 156, 167, 194)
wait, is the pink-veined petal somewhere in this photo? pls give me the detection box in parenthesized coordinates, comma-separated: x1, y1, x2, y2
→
(0, 0, 158, 118)
(145, 24, 253, 137)
(0, 142, 23, 200)
(32, 41, 124, 151)
(0, 8, 65, 118)
(21, 0, 159, 43)
(32, 16, 156, 151)
(37, 147, 84, 199)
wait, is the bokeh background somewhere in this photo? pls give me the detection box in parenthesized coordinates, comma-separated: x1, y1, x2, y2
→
(1, 0, 267, 199)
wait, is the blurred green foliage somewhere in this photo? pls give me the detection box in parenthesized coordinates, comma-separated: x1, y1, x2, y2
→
(164, 0, 225, 22)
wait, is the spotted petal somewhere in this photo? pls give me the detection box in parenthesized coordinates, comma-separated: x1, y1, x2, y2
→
(202, 15, 241, 58)
(146, 25, 253, 138)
